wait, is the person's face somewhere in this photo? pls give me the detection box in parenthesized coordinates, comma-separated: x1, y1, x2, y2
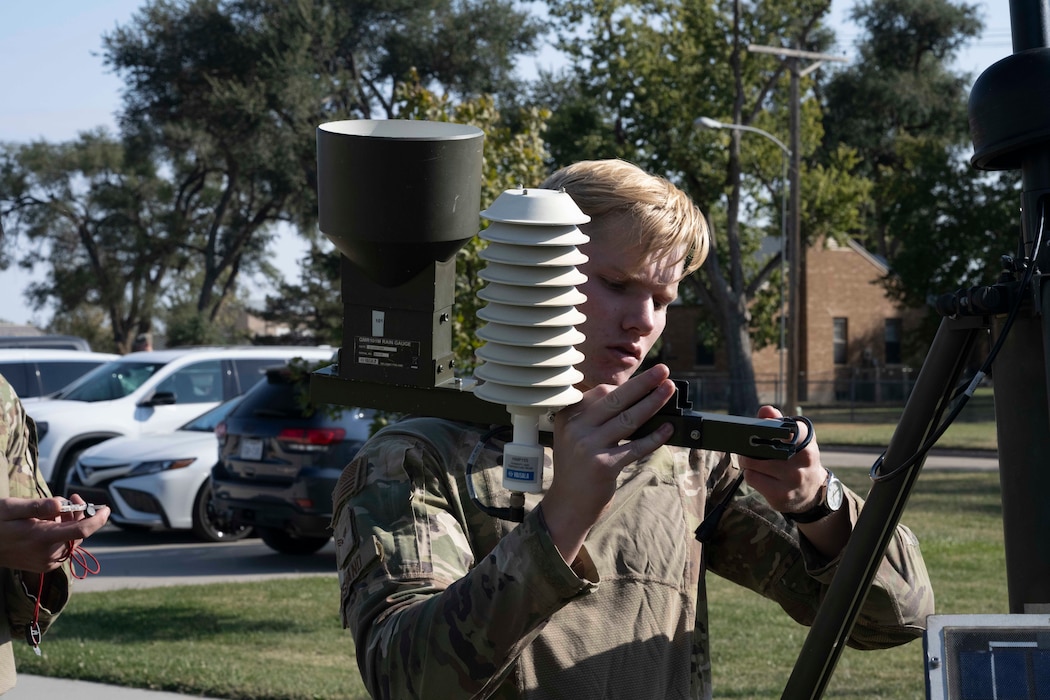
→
(574, 225, 683, 391)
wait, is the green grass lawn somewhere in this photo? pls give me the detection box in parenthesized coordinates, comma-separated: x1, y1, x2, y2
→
(707, 469, 1007, 699)
(806, 386, 999, 451)
(15, 470, 1007, 700)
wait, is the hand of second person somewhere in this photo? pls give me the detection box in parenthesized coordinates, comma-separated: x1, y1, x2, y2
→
(0, 495, 110, 573)
(541, 365, 676, 563)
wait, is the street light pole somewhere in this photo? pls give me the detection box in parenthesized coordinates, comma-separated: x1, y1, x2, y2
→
(746, 45, 849, 413)
(788, 59, 802, 415)
(694, 116, 790, 408)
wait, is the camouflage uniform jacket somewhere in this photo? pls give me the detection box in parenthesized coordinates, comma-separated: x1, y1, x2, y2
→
(0, 376, 72, 694)
(333, 417, 933, 700)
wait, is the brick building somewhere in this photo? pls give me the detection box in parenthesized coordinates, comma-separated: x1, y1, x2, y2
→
(660, 237, 923, 408)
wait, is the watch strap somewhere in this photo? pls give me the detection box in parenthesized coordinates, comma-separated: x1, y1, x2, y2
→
(783, 500, 835, 524)
(782, 470, 839, 524)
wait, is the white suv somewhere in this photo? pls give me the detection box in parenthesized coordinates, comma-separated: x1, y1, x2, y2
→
(0, 348, 119, 399)
(24, 346, 335, 490)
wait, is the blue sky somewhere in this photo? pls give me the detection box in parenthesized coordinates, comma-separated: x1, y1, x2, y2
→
(0, 0, 1014, 327)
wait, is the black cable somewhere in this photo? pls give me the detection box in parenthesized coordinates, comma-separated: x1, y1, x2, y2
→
(695, 472, 745, 544)
(871, 195, 1046, 482)
(466, 425, 525, 522)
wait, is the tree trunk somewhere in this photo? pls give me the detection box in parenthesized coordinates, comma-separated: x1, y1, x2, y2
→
(695, 247, 760, 417)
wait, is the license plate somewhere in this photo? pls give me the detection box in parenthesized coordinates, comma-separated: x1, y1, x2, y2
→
(240, 438, 264, 461)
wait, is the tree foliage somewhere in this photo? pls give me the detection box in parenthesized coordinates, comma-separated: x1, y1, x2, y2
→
(0, 130, 176, 351)
(821, 0, 987, 260)
(0, 0, 541, 347)
(820, 0, 1019, 345)
(536, 0, 862, 415)
(257, 243, 346, 346)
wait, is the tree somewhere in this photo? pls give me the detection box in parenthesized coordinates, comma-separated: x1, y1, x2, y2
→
(821, 0, 987, 259)
(2, 0, 542, 346)
(876, 143, 1020, 354)
(102, 0, 358, 336)
(257, 242, 346, 346)
(0, 130, 177, 352)
(536, 0, 862, 415)
(820, 0, 1019, 348)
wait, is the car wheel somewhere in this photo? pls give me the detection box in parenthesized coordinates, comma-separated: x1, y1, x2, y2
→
(191, 481, 253, 542)
(258, 528, 330, 555)
(54, 448, 85, 496)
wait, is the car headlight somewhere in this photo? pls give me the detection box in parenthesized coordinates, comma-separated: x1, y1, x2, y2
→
(128, 458, 197, 476)
(35, 421, 48, 441)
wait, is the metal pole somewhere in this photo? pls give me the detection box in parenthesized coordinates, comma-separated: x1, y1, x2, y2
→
(693, 117, 791, 408)
(968, 0, 1050, 613)
(746, 45, 846, 412)
(994, 278, 1050, 612)
(779, 152, 788, 408)
(996, 0, 1050, 609)
(787, 56, 802, 414)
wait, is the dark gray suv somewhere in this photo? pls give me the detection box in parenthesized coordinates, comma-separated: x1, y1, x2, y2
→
(209, 365, 374, 555)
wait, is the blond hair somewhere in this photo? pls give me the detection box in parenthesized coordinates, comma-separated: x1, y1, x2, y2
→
(540, 159, 710, 276)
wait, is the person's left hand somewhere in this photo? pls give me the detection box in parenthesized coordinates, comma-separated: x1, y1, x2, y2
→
(0, 494, 110, 573)
(737, 405, 827, 515)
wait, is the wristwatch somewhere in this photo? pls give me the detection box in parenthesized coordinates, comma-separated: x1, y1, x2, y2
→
(783, 470, 844, 524)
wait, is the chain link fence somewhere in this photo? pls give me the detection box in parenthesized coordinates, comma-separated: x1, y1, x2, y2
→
(677, 367, 919, 416)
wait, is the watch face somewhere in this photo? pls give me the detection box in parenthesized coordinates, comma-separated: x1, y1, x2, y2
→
(827, 475, 845, 511)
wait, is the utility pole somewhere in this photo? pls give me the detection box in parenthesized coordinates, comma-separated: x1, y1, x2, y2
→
(748, 44, 846, 414)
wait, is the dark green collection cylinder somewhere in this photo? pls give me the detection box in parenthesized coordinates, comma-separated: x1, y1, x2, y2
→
(316, 119, 485, 288)
(315, 119, 485, 389)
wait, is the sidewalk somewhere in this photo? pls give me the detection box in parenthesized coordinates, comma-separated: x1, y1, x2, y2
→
(821, 445, 998, 471)
(6, 674, 222, 699)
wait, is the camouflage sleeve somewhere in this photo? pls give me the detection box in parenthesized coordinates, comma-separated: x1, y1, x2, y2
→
(332, 429, 598, 700)
(2, 377, 72, 639)
(701, 451, 934, 650)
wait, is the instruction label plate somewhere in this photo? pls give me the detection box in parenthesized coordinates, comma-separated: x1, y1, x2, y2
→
(354, 336, 421, 370)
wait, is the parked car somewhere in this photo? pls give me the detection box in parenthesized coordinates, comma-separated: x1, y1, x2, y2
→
(0, 334, 93, 351)
(23, 345, 335, 491)
(210, 365, 374, 555)
(68, 395, 250, 542)
(0, 348, 119, 399)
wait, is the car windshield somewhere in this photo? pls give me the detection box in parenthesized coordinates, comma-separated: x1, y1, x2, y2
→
(58, 361, 168, 402)
(182, 395, 244, 432)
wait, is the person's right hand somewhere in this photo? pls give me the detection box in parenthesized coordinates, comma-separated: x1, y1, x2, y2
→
(0, 495, 110, 573)
(541, 364, 676, 564)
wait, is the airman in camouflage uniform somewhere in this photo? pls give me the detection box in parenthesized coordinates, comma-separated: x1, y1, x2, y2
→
(332, 160, 934, 699)
(0, 375, 109, 694)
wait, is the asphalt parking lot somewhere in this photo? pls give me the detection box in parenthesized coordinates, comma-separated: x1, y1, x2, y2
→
(71, 527, 336, 593)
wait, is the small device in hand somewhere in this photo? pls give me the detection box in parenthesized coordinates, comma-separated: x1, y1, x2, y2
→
(59, 500, 99, 516)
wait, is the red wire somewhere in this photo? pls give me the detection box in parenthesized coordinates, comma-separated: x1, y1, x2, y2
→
(27, 541, 101, 652)
(67, 541, 101, 579)
(28, 576, 43, 652)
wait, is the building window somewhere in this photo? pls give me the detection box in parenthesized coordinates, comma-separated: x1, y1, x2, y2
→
(885, 318, 903, 365)
(833, 318, 848, 365)
(693, 317, 718, 366)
